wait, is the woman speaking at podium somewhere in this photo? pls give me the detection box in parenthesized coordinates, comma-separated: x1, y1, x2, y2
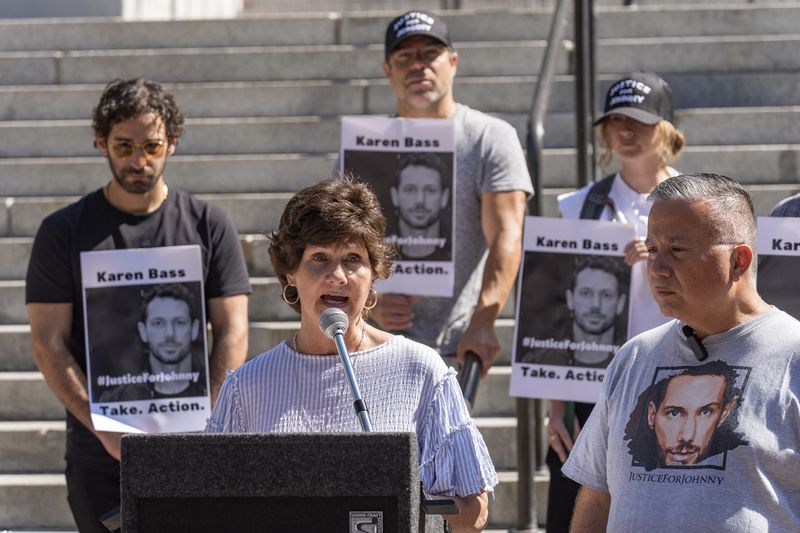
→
(206, 176, 497, 532)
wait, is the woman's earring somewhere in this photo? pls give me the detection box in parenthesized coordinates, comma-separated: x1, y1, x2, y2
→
(282, 284, 300, 305)
(364, 288, 378, 310)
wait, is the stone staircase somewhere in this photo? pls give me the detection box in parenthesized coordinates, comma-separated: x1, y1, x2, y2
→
(1, 3, 799, 531)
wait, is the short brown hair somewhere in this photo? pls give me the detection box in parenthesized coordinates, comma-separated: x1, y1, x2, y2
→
(268, 176, 395, 315)
(598, 119, 685, 170)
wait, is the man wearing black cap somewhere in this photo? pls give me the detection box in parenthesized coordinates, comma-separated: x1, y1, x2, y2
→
(372, 10, 533, 384)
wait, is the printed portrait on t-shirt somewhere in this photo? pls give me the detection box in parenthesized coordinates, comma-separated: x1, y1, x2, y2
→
(624, 360, 750, 471)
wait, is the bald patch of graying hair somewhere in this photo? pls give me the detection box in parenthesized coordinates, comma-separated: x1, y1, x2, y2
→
(648, 173, 757, 277)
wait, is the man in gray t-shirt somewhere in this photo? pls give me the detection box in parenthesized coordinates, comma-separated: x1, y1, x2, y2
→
(564, 172, 800, 531)
(371, 10, 533, 373)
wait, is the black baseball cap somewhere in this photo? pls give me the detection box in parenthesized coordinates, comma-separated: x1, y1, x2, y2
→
(594, 72, 674, 126)
(384, 10, 451, 59)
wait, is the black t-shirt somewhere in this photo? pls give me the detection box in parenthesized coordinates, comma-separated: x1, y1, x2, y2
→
(26, 188, 252, 469)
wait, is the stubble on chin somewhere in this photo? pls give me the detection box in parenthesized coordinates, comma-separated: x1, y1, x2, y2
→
(111, 166, 160, 194)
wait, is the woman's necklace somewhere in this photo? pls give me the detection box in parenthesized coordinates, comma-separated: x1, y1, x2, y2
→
(292, 321, 367, 354)
(291, 320, 367, 432)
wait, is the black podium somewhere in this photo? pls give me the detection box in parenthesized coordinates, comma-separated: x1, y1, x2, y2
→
(120, 432, 444, 533)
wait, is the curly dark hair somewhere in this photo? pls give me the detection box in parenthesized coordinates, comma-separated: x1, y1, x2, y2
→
(268, 176, 395, 316)
(92, 78, 184, 143)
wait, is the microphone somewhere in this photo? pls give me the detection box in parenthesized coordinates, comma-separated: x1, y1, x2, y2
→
(681, 325, 709, 361)
(320, 306, 348, 339)
(319, 308, 373, 432)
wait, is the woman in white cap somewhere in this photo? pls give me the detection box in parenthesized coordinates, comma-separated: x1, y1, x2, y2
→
(544, 72, 686, 533)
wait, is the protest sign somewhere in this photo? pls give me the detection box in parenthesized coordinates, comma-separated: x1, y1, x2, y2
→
(81, 245, 209, 432)
(341, 115, 455, 296)
(510, 217, 635, 402)
(756, 216, 800, 321)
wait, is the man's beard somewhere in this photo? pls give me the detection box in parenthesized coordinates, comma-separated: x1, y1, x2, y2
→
(658, 441, 702, 465)
(401, 209, 440, 230)
(113, 169, 158, 193)
(108, 156, 164, 194)
(575, 312, 615, 335)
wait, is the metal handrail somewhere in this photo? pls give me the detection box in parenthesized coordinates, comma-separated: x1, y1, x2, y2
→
(526, 0, 570, 217)
(517, 2, 571, 530)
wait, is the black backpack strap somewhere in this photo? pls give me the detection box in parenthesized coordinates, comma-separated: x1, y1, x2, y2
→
(578, 173, 617, 220)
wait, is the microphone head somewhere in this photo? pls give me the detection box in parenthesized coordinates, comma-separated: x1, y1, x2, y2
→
(319, 308, 349, 339)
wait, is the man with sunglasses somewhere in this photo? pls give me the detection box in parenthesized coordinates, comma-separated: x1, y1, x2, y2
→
(25, 78, 251, 533)
(371, 10, 533, 378)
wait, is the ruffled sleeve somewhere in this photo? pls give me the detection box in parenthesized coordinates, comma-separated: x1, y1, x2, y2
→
(417, 368, 498, 497)
(205, 369, 247, 433)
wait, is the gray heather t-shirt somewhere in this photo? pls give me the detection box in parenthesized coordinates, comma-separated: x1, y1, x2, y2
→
(408, 104, 532, 354)
(563, 307, 800, 532)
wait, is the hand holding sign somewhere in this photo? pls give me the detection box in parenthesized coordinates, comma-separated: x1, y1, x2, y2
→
(370, 293, 419, 330)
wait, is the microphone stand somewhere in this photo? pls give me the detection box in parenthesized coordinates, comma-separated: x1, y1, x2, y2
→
(320, 309, 459, 526)
(331, 328, 373, 433)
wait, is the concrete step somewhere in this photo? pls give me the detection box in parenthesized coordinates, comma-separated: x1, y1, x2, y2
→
(0, 234, 274, 281)
(0, 268, 533, 329)
(1, 179, 796, 240)
(0, 530, 76, 533)
(596, 34, 800, 74)
(0, 417, 516, 473)
(409, 5, 800, 41)
(1, 144, 798, 198)
(592, 4, 800, 38)
(545, 183, 800, 219)
(2, 70, 798, 121)
(0, 5, 798, 53)
(0, 276, 304, 324)
(476, 417, 517, 471)
(0, 325, 33, 371)
(472, 367, 514, 418)
(0, 363, 514, 421)
(0, 193, 289, 238)
(0, 154, 334, 196)
(0, 469, 548, 530)
(0, 321, 301, 372)
(490, 469, 550, 529)
(0, 238, 34, 280)
(593, 0, 798, 5)
(0, 530, 77, 533)
(0, 417, 518, 475)
(0, 14, 340, 52)
(0, 474, 75, 530)
(744, 183, 800, 217)
(0, 372, 65, 421)
(0, 41, 551, 85)
(0, 421, 64, 472)
(4, 34, 800, 86)
(0, 318, 518, 372)
(2, 106, 799, 159)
